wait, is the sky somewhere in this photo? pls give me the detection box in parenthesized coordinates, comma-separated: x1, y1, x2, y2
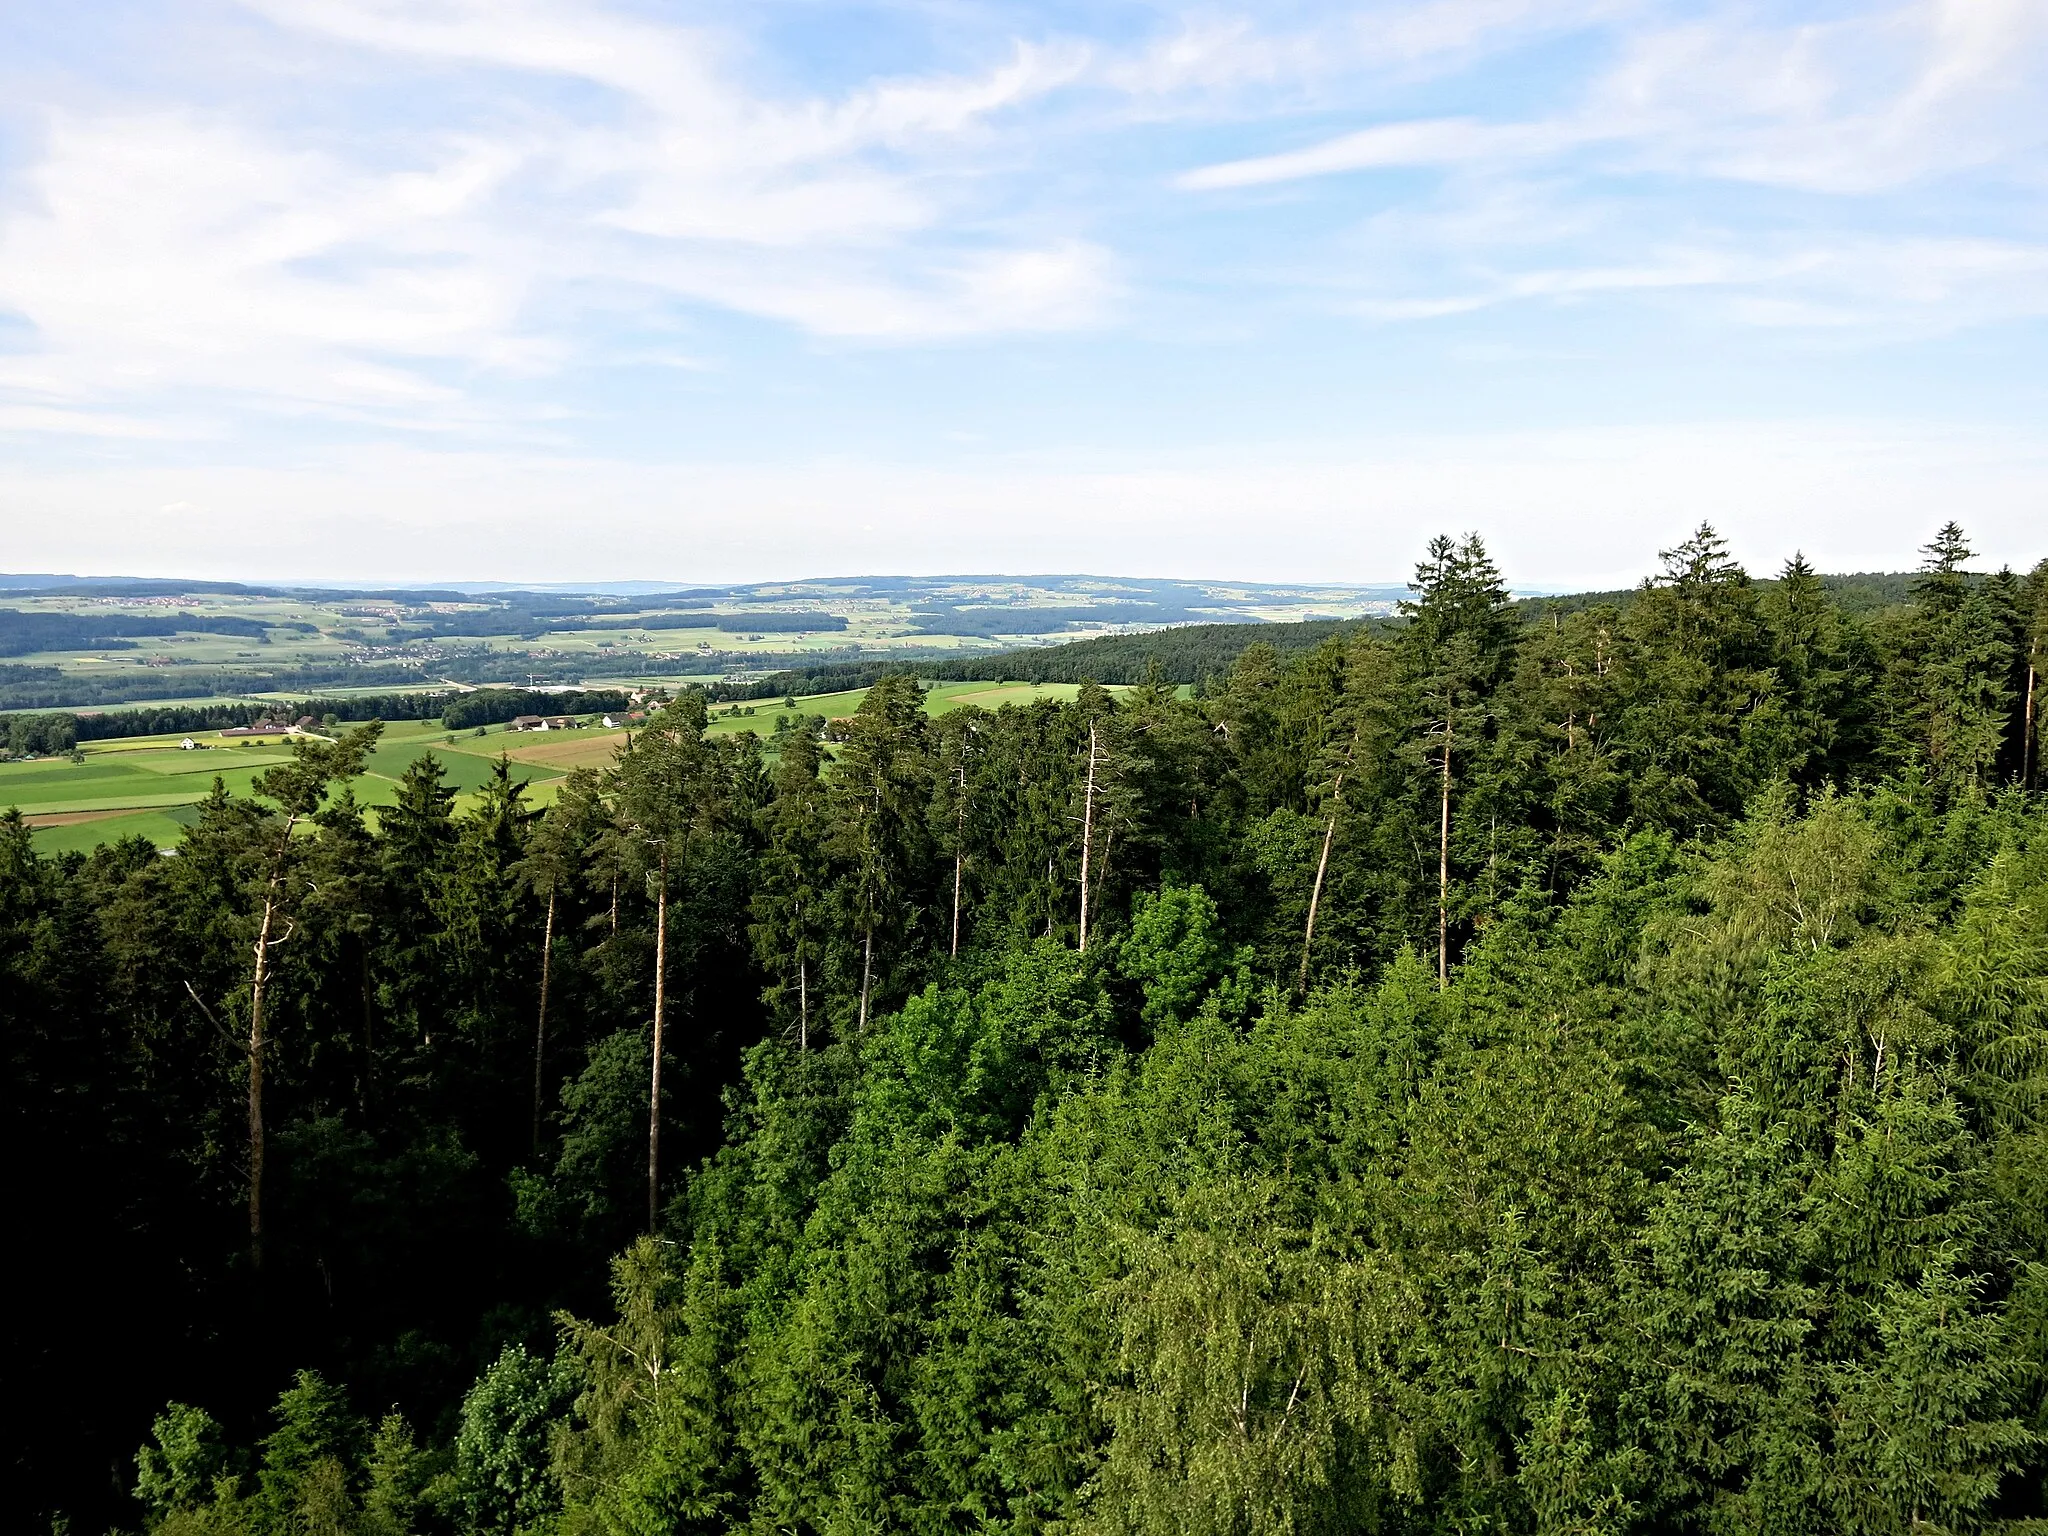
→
(0, 0, 2044, 590)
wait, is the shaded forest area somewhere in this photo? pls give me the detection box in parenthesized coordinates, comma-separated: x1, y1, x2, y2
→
(8, 524, 2048, 1535)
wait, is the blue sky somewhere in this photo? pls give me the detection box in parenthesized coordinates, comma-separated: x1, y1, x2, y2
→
(1, 0, 2044, 587)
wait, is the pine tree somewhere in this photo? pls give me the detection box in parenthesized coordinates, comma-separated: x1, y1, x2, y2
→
(825, 674, 933, 1030)
(239, 724, 380, 1265)
(609, 693, 727, 1230)
(516, 770, 598, 1153)
(752, 725, 831, 1049)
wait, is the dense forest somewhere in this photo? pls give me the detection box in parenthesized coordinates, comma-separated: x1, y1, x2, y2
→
(730, 620, 1354, 699)
(8, 523, 2048, 1535)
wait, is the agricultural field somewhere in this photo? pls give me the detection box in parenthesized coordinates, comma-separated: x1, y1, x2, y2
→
(4, 680, 1124, 854)
(7, 719, 578, 856)
(0, 573, 1402, 712)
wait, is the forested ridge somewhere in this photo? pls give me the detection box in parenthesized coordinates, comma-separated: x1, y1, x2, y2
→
(9, 523, 2048, 1536)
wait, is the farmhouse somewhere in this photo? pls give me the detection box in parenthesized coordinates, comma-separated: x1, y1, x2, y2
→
(510, 715, 544, 731)
(219, 714, 317, 739)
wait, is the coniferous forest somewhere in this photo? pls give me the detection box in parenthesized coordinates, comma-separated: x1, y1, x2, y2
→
(13, 522, 2048, 1536)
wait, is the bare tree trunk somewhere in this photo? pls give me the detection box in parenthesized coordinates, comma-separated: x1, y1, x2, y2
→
(951, 852, 964, 957)
(1078, 723, 1098, 952)
(609, 874, 618, 936)
(2025, 659, 2038, 789)
(798, 951, 809, 1053)
(531, 887, 554, 1155)
(1300, 801, 1338, 995)
(952, 767, 966, 958)
(247, 813, 297, 1270)
(859, 927, 873, 1032)
(648, 863, 667, 1232)
(1300, 723, 1366, 996)
(1438, 716, 1454, 990)
(249, 887, 275, 1269)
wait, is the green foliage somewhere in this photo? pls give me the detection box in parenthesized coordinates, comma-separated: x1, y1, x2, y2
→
(359, 1414, 432, 1536)
(253, 1371, 362, 1536)
(20, 522, 2048, 1536)
(134, 1405, 229, 1523)
(454, 1345, 574, 1535)
(1114, 883, 1248, 1029)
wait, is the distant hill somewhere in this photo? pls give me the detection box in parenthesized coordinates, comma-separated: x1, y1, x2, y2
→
(726, 567, 1944, 699)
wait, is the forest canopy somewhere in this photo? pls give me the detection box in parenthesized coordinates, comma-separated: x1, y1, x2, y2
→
(7, 523, 2048, 1536)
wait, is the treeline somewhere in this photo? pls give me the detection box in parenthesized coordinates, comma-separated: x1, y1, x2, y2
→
(2, 690, 638, 757)
(4, 699, 439, 756)
(404, 612, 845, 640)
(435, 689, 636, 729)
(0, 578, 467, 602)
(729, 616, 1365, 698)
(907, 602, 1225, 636)
(0, 608, 313, 657)
(0, 664, 456, 713)
(8, 524, 2048, 1535)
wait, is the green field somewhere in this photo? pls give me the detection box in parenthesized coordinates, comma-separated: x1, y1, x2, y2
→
(8, 719, 575, 855)
(5, 681, 1126, 853)
(0, 575, 1395, 714)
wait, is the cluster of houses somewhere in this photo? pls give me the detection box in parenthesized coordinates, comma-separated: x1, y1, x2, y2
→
(511, 710, 649, 732)
(189, 704, 651, 753)
(216, 715, 317, 740)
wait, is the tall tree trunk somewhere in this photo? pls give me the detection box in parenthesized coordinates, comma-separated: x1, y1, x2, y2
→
(2024, 658, 2038, 789)
(531, 887, 555, 1155)
(648, 862, 667, 1233)
(1300, 725, 1365, 995)
(951, 852, 964, 957)
(1438, 715, 1454, 990)
(952, 767, 966, 958)
(1300, 786, 1340, 996)
(859, 927, 874, 1032)
(248, 887, 275, 1270)
(246, 813, 297, 1270)
(1078, 723, 1098, 952)
(798, 950, 808, 1053)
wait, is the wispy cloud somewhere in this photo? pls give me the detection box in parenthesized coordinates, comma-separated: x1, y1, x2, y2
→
(1180, 117, 1581, 188)
(1181, 1, 2048, 193)
(0, 0, 1118, 436)
(0, 0, 2043, 570)
(1171, 2, 2048, 338)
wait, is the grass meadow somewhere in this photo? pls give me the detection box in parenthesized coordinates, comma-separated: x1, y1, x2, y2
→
(5, 681, 1114, 854)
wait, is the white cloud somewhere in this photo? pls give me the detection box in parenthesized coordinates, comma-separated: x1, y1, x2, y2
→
(0, 0, 1113, 438)
(1180, 117, 1581, 188)
(1179, 1, 2048, 194)
(0, 0, 2043, 569)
